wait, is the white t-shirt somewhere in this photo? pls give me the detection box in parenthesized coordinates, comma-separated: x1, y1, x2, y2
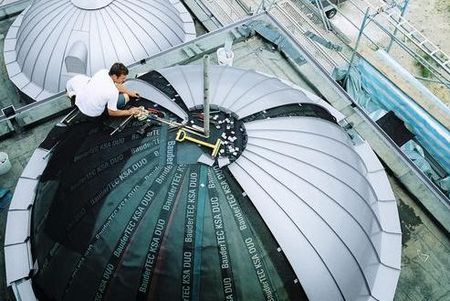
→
(65, 74, 90, 98)
(68, 69, 119, 117)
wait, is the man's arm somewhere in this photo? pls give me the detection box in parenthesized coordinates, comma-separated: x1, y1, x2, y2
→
(108, 107, 140, 117)
(115, 83, 139, 98)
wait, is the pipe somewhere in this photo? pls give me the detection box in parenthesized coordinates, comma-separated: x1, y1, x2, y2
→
(203, 55, 210, 138)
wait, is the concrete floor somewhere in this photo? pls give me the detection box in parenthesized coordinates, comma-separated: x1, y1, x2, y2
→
(389, 175, 450, 300)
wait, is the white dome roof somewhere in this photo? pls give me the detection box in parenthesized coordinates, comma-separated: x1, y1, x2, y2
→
(126, 64, 403, 301)
(3, 0, 195, 101)
(4, 64, 402, 301)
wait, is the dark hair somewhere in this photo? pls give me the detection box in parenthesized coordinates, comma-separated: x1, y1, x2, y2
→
(109, 63, 129, 77)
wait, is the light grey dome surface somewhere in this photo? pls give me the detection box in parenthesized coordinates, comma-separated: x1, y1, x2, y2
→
(70, 0, 113, 10)
(146, 64, 403, 300)
(229, 118, 402, 301)
(4, 0, 196, 101)
(157, 64, 326, 118)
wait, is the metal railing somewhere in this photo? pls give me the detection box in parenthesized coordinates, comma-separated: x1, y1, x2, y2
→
(344, 0, 450, 88)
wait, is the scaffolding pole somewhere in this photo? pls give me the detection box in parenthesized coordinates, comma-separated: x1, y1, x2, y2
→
(345, 8, 370, 84)
(386, 0, 410, 52)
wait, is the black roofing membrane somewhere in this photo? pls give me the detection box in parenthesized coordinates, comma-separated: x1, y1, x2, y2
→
(31, 97, 309, 301)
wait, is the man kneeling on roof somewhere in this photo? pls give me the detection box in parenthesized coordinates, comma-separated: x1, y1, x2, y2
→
(66, 62, 141, 118)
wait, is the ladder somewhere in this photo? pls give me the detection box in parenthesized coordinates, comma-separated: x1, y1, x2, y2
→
(311, 0, 332, 31)
(359, 0, 450, 76)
